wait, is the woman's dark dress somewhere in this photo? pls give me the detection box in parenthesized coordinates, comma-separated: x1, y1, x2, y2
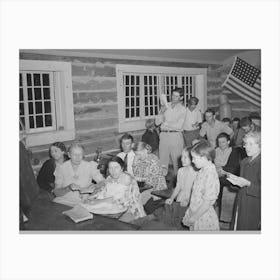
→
(37, 159, 56, 192)
(235, 154, 261, 230)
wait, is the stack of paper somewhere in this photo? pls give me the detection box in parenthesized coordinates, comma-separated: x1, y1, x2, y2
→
(63, 205, 93, 223)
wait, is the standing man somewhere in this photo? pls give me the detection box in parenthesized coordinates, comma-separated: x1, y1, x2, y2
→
(155, 87, 187, 178)
(183, 96, 202, 147)
(200, 108, 233, 149)
(117, 133, 135, 176)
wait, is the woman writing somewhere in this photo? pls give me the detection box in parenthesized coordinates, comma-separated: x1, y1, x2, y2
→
(53, 142, 104, 206)
(82, 156, 146, 222)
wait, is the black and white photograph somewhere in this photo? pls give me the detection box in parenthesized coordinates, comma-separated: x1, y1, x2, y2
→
(19, 49, 261, 232)
(1, 1, 280, 280)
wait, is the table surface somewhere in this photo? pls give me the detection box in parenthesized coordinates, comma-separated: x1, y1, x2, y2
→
(22, 192, 140, 231)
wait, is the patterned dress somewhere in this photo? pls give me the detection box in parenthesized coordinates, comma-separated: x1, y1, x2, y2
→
(183, 162, 220, 231)
(132, 153, 167, 191)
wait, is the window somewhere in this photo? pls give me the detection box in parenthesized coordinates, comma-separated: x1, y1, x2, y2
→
(20, 60, 75, 147)
(116, 65, 207, 132)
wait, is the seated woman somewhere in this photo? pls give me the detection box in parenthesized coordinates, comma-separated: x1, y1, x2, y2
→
(81, 156, 146, 222)
(227, 131, 261, 230)
(214, 132, 240, 218)
(132, 142, 167, 206)
(53, 142, 104, 207)
(37, 142, 69, 194)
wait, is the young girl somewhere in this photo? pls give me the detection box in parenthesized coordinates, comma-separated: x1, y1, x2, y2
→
(37, 142, 69, 193)
(152, 147, 197, 229)
(183, 140, 220, 231)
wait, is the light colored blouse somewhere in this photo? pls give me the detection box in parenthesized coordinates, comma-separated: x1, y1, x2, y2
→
(174, 166, 197, 204)
(53, 160, 104, 207)
(132, 153, 167, 191)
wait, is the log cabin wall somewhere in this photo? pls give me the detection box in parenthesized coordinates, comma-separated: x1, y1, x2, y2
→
(19, 51, 260, 172)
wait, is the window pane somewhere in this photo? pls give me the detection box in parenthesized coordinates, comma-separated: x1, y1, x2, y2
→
(144, 76, 147, 85)
(43, 88, 50, 99)
(125, 109, 129, 118)
(28, 102, 34, 114)
(29, 116, 35, 128)
(136, 87, 140, 96)
(45, 115, 52, 126)
(35, 88, 42, 100)
(125, 87, 129, 97)
(28, 88, 33, 100)
(125, 98, 129, 107)
(136, 76, 139, 85)
(145, 97, 148, 106)
(150, 107, 154, 115)
(20, 103, 24, 115)
(145, 107, 149, 116)
(35, 102, 42, 114)
(44, 101, 51, 113)
(155, 107, 158, 115)
(19, 88, 23, 101)
(144, 87, 148, 95)
(136, 108, 140, 117)
(131, 76, 134, 85)
(136, 98, 139, 106)
(149, 76, 152, 84)
(20, 117, 25, 129)
(125, 75, 129, 85)
(43, 74, 50, 86)
(131, 108, 135, 117)
(36, 115, 43, 127)
(33, 73, 41, 86)
(131, 87, 134, 96)
(27, 74, 32, 86)
(20, 74, 22, 86)
(131, 99, 134, 107)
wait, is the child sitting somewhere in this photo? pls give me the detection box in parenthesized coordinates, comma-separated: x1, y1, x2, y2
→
(141, 118, 159, 155)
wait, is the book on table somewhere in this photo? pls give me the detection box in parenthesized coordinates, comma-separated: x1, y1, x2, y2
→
(62, 204, 93, 223)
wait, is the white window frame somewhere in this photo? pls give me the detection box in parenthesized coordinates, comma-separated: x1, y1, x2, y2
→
(116, 64, 207, 132)
(20, 60, 75, 147)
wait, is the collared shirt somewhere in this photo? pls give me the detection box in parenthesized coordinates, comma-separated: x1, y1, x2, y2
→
(183, 107, 202, 131)
(200, 120, 233, 148)
(156, 102, 187, 132)
(117, 150, 135, 176)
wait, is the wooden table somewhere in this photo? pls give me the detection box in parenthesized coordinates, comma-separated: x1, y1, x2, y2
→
(21, 191, 140, 231)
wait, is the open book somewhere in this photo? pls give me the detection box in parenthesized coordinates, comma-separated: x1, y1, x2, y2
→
(63, 204, 93, 223)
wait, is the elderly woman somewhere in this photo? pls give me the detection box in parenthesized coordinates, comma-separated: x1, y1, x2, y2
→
(53, 142, 104, 206)
(82, 156, 146, 222)
(227, 131, 261, 230)
(132, 142, 167, 206)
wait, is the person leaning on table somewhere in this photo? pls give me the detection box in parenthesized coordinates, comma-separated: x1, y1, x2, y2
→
(155, 87, 187, 178)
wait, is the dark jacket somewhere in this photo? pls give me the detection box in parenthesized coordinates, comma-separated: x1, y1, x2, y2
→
(236, 154, 261, 230)
(37, 158, 56, 192)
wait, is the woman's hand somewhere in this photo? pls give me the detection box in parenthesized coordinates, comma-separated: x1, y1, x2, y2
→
(227, 175, 251, 188)
(165, 198, 174, 205)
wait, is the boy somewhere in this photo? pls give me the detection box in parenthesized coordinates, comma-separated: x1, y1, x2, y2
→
(117, 133, 135, 176)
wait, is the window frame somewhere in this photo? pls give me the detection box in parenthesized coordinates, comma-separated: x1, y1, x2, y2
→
(116, 64, 207, 133)
(19, 60, 75, 147)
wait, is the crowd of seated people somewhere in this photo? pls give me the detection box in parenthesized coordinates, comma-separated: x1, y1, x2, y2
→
(22, 86, 261, 231)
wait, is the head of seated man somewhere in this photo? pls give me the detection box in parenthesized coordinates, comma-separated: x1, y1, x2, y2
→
(120, 133, 134, 154)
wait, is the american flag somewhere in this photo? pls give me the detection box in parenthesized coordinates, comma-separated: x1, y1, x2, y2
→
(222, 57, 261, 107)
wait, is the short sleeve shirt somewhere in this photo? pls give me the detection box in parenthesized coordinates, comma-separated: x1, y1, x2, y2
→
(200, 120, 233, 148)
